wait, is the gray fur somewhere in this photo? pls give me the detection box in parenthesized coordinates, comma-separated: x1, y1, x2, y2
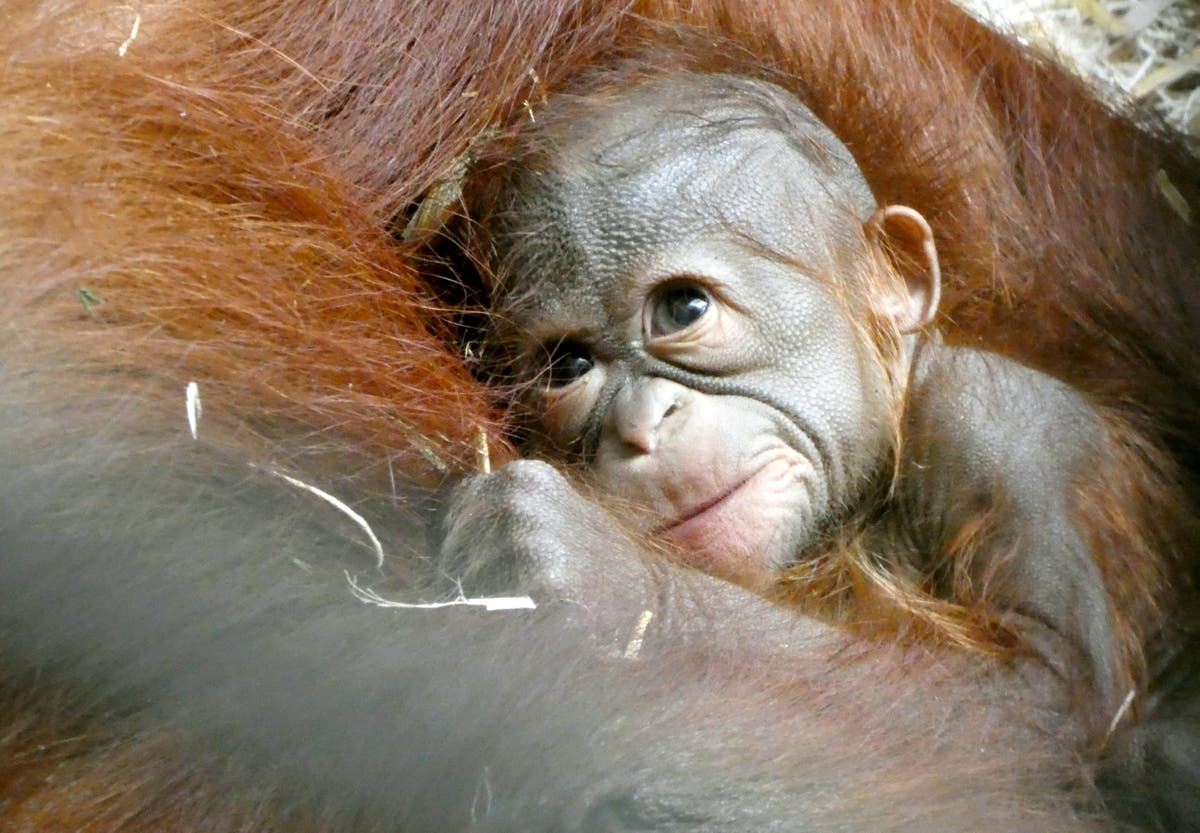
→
(0, 383, 1103, 831)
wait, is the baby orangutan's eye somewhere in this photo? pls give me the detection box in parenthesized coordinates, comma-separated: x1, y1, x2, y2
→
(648, 282, 710, 337)
(544, 339, 594, 388)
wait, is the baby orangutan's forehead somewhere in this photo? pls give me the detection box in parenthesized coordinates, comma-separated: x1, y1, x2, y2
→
(494, 130, 873, 316)
(489, 74, 881, 326)
(572, 131, 865, 255)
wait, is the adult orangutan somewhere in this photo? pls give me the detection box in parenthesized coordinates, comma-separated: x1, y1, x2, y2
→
(0, 1, 1196, 832)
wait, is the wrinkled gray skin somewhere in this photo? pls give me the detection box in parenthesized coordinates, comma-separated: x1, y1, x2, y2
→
(440, 74, 1122, 731)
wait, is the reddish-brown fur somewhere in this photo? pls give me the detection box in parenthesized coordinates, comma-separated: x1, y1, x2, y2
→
(1, 0, 1196, 829)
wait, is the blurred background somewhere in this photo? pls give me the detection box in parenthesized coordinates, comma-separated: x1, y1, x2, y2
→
(958, 0, 1198, 139)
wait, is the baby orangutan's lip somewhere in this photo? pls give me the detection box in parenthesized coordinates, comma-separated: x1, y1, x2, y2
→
(654, 457, 800, 582)
(661, 472, 757, 534)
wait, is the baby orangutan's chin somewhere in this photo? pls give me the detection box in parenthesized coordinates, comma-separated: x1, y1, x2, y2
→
(660, 458, 803, 586)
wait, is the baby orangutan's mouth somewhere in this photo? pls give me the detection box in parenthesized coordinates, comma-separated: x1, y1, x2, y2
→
(662, 473, 757, 534)
(655, 462, 791, 581)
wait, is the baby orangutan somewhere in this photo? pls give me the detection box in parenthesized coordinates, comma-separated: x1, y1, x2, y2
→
(440, 73, 1154, 738)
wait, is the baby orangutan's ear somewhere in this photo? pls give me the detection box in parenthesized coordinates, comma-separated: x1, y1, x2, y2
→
(867, 205, 941, 333)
